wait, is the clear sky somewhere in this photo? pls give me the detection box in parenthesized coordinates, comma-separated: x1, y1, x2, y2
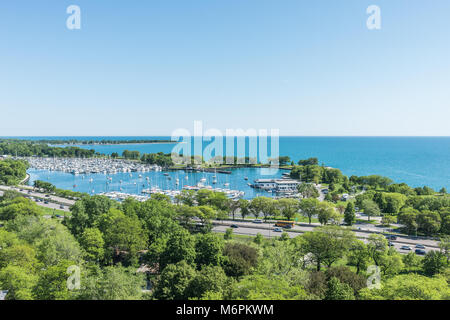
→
(1, 0, 449, 136)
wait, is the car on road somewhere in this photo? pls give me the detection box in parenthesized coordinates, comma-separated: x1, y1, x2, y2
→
(415, 244, 426, 249)
(273, 227, 282, 232)
(385, 235, 397, 240)
(28, 191, 32, 194)
(388, 242, 395, 247)
(230, 224, 239, 228)
(44, 201, 49, 204)
(400, 246, 411, 251)
(60, 205, 65, 209)
(253, 219, 263, 224)
(45, 195, 50, 198)
(415, 249, 426, 255)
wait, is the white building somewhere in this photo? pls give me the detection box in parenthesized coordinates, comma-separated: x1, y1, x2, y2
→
(253, 179, 300, 193)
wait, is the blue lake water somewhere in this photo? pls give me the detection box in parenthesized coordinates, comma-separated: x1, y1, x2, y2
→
(16, 136, 450, 191)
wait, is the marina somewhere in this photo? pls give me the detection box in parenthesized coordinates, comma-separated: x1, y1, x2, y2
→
(23, 157, 161, 175)
(25, 157, 285, 200)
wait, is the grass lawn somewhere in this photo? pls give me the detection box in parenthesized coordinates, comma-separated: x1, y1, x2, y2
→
(356, 218, 378, 225)
(40, 206, 69, 217)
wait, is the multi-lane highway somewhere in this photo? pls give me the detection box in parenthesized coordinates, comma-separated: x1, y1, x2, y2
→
(0, 184, 440, 255)
(0, 186, 73, 212)
(212, 220, 439, 254)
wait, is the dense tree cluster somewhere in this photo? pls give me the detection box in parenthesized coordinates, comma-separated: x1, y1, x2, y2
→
(355, 189, 450, 236)
(0, 159, 28, 185)
(0, 140, 98, 158)
(0, 190, 448, 301)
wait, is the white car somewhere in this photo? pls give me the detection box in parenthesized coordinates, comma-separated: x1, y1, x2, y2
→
(253, 219, 263, 224)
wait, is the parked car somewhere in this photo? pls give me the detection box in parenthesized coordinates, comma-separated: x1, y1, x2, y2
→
(253, 219, 263, 224)
(388, 242, 395, 247)
(273, 227, 282, 232)
(415, 244, 426, 249)
(44, 201, 49, 204)
(415, 249, 426, 255)
(400, 246, 411, 251)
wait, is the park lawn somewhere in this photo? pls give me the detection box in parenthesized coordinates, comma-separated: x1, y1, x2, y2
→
(223, 232, 273, 246)
(40, 206, 70, 217)
(356, 218, 378, 225)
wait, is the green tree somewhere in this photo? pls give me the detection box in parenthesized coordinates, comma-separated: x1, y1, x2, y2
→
(417, 210, 441, 236)
(297, 183, 319, 199)
(301, 226, 356, 271)
(361, 199, 381, 221)
(32, 260, 77, 300)
(78, 227, 105, 263)
(439, 235, 450, 263)
(366, 234, 388, 266)
(0, 197, 42, 221)
(381, 215, 396, 226)
(227, 199, 240, 220)
(347, 240, 371, 274)
(186, 265, 229, 299)
(0, 159, 28, 185)
(359, 274, 450, 300)
(253, 233, 264, 245)
(0, 244, 39, 270)
(195, 233, 224, 267)
(324, 277, 355, 300)
(160, 228, 196, 270)
(279, 232, 290, 241)
(65, 195, 117, 237)
(325, 266, 366, 296)
(317, 202, 340, 225)
(402, 252, 422, 271)
(228, 275, 308, 300)
(99, 208, 146, 266)
(0, 265, 38, 300)
(422, 250, 448, 276)
(398, 207, 419, 235)
(238, 199, 250, 220)
(299, 198, 320, 224)
(344, 202, 356, 226)
(35, 224, 82, 267)
(152, 260, 197, 300)
(222, 242, 259, 277)
(77, 265, 145, 300)
(277, 198, 299, 221)
(379, 249, 404, 276)
(224, 228, 233, 240)
(196, 205, 217, 230)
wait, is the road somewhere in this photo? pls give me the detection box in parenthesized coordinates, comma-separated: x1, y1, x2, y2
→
(0, 186, 73, 212)
(212, 220, 440, 253)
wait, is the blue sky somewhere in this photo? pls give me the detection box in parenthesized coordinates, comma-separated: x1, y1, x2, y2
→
(1, 0, 449, 136)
